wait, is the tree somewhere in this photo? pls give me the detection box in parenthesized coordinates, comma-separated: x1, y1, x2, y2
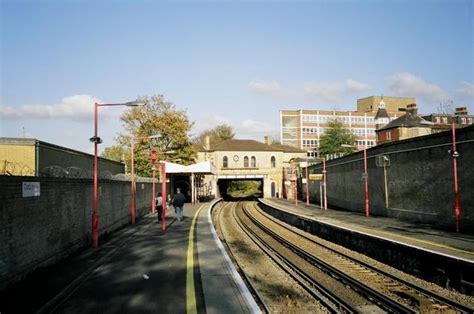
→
(101, 144, 126, 162)
(319, 119, 357, 156)
(118, 95, 196, 177)
(192, 124, 235, 149)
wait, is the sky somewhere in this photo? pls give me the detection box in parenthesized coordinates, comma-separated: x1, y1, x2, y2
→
(1, 0, 473, 154)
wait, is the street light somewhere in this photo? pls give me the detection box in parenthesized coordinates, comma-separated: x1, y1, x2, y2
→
(449, 122, 461, 232)
(130, 134, 161, 225)
(90, 100, 146, 248)
(302, 157, 327, 209)
(342, 144, 369, 217)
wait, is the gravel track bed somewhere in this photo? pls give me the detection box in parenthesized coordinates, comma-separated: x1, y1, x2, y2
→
(214, 202, 327, 313)
(250, 202, 474, 312)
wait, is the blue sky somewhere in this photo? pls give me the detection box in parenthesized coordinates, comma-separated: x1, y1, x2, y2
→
(1, 0, 473, 154)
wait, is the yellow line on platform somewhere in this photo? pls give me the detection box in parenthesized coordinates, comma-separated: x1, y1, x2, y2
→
(186, 204, 206, 314)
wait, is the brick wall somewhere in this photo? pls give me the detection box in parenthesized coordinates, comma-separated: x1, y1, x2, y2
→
(0, 177, 156, 288)
(308, 125, 474, 232)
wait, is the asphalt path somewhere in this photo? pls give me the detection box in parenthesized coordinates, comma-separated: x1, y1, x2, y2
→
(1, 205, 205, 314)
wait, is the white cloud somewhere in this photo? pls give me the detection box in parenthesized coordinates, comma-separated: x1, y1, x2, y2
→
(387, 73, 449, 104)
(240, 119, 275, 133)
(303, 79, 369, 103)
(0, 94, 101, 120)
(457, 81, 474, 99)
(248, 80, 281, 94)
(191, 114, 277, 141)
(191, 114, 233, 135)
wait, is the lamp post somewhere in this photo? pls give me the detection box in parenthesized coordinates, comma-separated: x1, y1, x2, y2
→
(305, 158, 309, 206)
(363, 147, 369, 217)
(161, 161, 167, 231)
(130, 134, 161, 225)
(303, 157, 326, 209)
(450, 122, 461, 232)
(150, 149, 158, 214)
(90, 100, 145, 248)
(342, 144, 369, 216)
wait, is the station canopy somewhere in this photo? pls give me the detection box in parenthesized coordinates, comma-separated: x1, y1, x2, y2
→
(163, 160, 217, 175)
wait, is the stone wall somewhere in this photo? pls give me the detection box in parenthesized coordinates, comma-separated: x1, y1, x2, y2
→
(0, 176, 156, 288)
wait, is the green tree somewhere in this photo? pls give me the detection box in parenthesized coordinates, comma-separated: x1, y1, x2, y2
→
(119, 95, 196, 177)
(319, 119, 356, 156)
(101, 144, 126, 162)
(192, 124, 235, 149)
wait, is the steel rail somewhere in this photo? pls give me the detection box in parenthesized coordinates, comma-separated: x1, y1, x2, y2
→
(213, 202, 271, 314)
(243, 203, 415, 314)
(254, 202, 474, 313)
(234, 202, 356, 313)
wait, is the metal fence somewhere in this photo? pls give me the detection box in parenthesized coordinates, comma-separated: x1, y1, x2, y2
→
(1, 161, 153, 182)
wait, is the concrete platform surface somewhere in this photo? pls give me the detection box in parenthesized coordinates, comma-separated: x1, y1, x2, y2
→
(261, 198, 474, 261)
(0, 200, 258, 314)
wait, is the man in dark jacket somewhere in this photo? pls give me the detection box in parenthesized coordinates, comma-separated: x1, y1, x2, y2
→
(172, 188, 186, 221)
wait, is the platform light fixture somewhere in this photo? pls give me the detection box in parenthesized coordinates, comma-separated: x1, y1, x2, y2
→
(90, 100, 146, 248)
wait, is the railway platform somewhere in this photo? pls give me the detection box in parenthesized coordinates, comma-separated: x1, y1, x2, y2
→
(259, 198, 474, 294)
(0, 200, 258, 314)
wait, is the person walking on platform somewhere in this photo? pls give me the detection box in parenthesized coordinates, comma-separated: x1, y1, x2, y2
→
(172, 188, 186, 221)
(156, 192, 163, 222)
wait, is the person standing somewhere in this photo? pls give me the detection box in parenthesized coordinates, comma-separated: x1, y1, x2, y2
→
(172, 188, 186, 221)
(156, 192, 163, 222)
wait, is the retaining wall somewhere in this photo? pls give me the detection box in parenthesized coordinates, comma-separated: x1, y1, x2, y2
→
(307, 125, 474, 232)
(0, 176, 155, 288)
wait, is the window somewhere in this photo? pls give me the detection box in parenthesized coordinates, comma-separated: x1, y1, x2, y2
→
(282, 116, 297, 127)
(271, 156, 276, 168)
(244, 156, 249, 168)
(222, 156, 228, 168)
(251, 156, 256, 168)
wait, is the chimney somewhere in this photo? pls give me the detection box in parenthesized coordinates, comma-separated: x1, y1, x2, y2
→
(205, 136, 210, 151)
(455, 107, 468, 116)
(406, 103, 418, 115)
(264, 135, 272, 145)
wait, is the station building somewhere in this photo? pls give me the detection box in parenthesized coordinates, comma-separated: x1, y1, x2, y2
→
(196, 136, 306, 198)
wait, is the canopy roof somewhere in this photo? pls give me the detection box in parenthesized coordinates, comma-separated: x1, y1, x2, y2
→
(163, 160, 216, 175)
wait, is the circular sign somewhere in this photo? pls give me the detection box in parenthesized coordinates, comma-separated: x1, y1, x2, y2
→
(233, 155, 239, 162)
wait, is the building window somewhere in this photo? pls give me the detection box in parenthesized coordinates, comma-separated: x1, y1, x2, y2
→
(223, 156, 228, 168)
(244, 156, 249, 168)
(251, 156, 256, 168)
(271, 156, 276, 168)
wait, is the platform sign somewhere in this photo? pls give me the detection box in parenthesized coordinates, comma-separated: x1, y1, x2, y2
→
(23, 182, 40, 197)
(309, 174, 323, 181)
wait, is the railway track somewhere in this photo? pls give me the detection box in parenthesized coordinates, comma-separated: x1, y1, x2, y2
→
(218, 201, 473, 313)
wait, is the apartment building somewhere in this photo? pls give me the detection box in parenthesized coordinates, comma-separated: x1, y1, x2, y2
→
(280, 96, 413, 155)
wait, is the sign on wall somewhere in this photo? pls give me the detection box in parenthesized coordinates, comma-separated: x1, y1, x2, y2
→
(309, 174, 323, 181)
(22, 182, 40, 197)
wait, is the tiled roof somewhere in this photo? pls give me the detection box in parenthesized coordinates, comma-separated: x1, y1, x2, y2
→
(374, 107, 390, 120)
(205, 139, 305, 153)
(376, 113, 433, 131)
(269, 143, 306, 153)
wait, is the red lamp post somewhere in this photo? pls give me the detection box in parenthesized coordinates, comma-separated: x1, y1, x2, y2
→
(305, 158, 309, 206)
(150, 149, 157, 214)
(450, 122, 461, 232)
(363, 147, 369, 217)
(129, 134, 161, 224)
(341, 144, 367, 215)
(161, 161, 167, 231)
(306, 157, 326, 209)
(90, 100, 145, 248)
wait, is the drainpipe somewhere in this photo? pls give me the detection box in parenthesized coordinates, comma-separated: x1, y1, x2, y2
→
(35, 140, 40, 176)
